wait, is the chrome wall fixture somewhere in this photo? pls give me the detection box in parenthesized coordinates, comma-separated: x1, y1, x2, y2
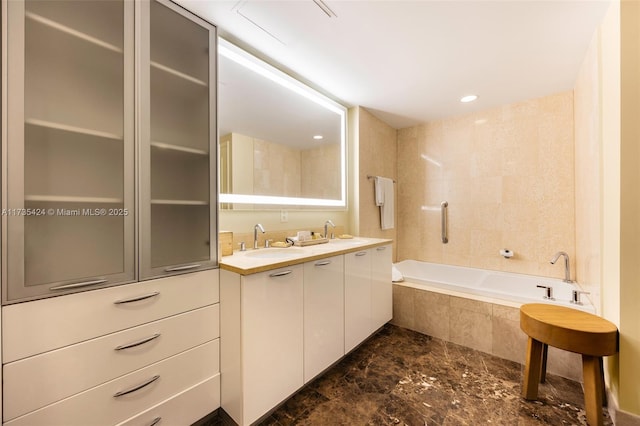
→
(441, 201, 448, 244)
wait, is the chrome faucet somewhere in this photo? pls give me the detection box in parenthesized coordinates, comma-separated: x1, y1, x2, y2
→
(324, 220, 336, 239)
(253, 223, 265, 249)
(550, 251, 573, 283)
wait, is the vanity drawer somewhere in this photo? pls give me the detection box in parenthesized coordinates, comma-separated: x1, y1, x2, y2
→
(3, 304, 219, 421)
(4, 340, 219, 426)
(3, 269, 219, 362)
(116, 375, 220, 426)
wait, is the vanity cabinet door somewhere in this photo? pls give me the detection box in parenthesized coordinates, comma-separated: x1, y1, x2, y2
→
(344, 249, 372, 353)
(138, 0, 218, 280)
(303, 255, 344, 383)
(3, 0, 135, 303)
(371, 244, 392, 330)
(242, 265, 304, 425)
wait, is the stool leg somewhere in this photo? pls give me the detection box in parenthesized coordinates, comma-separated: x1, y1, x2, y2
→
(582, 355, 604, 426)
(540, 343, 548, 383)
(599, 357, 608, 407)
(523, 337, 544, 400)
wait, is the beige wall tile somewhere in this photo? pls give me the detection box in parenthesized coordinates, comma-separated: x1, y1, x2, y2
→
(391, 285, 415, 329)
(450, 296, 493, 315)
(358, 108, 398, 258)
(397, 92, 575, 278)
(546, 346, 583, 382)
(414, 291, 450, 340)
(449, 307, 492, 353)
(492, 317, 527, 364)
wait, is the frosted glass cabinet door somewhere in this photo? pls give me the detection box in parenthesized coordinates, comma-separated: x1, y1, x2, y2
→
(138, 0, 218, 280)
(3, 0, 135, 304)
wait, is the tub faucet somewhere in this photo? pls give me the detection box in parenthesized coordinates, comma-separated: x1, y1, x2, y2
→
(550, 251, 573, 283)
(536, 285, 554, 300)
(253, 223, 265, 249)
(324, 220, 336, 239)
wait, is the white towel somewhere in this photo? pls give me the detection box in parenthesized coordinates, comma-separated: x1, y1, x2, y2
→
(374, 176, 394, 230)
(392, 265, 404, 282)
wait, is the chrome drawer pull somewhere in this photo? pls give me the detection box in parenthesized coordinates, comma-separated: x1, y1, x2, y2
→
(315, 260, 332, 266)
(115, 333, 161, 351)
(376, 246, 387, 251)
(269, 270, 293, 277)
(50, 279, 107, 291)
(114, 291, 160, 305)
(149, 417, 162, 426)
(355, 251, 368, 257)
(164, 264, 201, 272)
(113, 375, 160, 398)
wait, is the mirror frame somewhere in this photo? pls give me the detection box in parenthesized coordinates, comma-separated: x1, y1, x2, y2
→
(218, 38, 347, 208)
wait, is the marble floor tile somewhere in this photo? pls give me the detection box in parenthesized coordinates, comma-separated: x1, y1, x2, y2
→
(255, 324, 613, 426)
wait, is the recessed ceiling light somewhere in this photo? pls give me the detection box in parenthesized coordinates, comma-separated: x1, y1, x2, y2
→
(460, 95, 478, 103)
(313, 135, 324, 140)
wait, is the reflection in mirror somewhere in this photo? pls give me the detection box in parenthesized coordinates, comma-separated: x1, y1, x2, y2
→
(218, 39, 346, 208)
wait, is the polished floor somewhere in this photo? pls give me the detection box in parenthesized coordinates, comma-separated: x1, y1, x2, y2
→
(254, 324, 612, 426)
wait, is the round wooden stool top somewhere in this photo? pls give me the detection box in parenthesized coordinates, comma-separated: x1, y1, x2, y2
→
(520, 303, 618, 357)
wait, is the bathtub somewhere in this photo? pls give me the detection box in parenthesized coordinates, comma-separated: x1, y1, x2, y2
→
(391, 259, 590, 381)
(393, 259, 595, 313)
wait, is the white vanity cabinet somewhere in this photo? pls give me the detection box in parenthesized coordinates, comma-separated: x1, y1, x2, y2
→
(303, 255, 345, 383)
(372, 244, 393, 330)
(220, 266, 304, 426)
(220, 240, 393, 425)
(345, 243, 393, 352)
(344, 249, 373, 353)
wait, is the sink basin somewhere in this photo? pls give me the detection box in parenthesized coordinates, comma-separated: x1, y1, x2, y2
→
(244, 248, 305, 259)
(328, 238, 366, 245)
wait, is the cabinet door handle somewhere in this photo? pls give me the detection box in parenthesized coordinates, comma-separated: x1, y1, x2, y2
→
(148, 418, 162, 426)
(315, 260, 332, 266)
(355, 251, 368, 257)
(49, 278, 107, 291)
(115, 333, 161, 351)
(114, 291, 160, 305)
(269, 270, 293, 277)
(376, 246, 387, 251)
(113, 375, 160, 398)
(164, 263, 201, 272)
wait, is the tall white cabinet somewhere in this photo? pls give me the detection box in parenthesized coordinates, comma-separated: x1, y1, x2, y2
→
(2, 0, 218, 304)
(1, 0, 220, 424)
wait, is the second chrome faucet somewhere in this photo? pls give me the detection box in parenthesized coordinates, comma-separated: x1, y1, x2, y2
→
(254, 223, 265, 249)
(550, 251, 573, 283)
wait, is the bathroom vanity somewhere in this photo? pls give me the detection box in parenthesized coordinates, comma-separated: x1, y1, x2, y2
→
(219, 238, 392, 426)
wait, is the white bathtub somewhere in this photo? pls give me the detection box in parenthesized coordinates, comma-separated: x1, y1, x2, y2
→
(394, 260, 595, 313)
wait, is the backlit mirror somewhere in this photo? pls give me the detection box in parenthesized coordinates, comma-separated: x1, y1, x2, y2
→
(218, 39, 347, 209)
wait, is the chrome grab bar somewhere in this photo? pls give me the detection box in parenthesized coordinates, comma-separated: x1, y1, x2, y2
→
(441, 201, 448, 244)
(115, 333, 161, 351)
(269, 270, 293, 277)
(113, 375, 160, 398)
(50, 278, 107, 291)
(114, 291, 160, 305)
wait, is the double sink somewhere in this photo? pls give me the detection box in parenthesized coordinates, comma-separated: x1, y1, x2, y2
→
(244, 238, 368, 260)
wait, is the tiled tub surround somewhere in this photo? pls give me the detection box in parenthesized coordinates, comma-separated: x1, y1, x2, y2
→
(392, 277, 585, 382)
(396, 91, 575, 279)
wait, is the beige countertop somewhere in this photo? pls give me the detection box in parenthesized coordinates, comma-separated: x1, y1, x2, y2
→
(219, 237, 393, 275)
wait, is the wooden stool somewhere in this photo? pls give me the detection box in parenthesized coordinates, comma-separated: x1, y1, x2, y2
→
(520, 303, 618, 426)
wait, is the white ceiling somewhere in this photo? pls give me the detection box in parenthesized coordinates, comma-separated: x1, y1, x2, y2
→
(178, 0, 611, 129)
